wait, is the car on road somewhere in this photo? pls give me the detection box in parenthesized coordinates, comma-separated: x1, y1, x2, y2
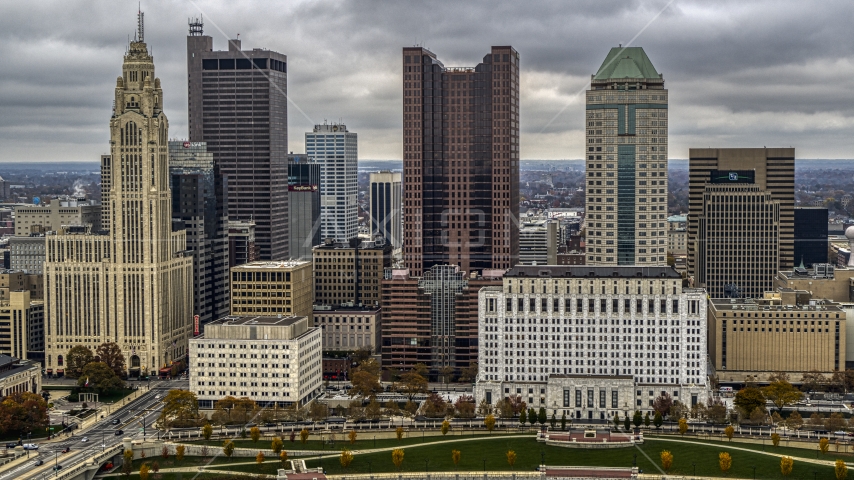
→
(81, 437, 89, 442)
(34, 460, 43, 466)
(5, 443, 17, 449)
(53, 464, 63, 471)
(114, 430, 124, 436)
(111, 418, 120, 425)
(22, 443, 38, 450)
(264, 422, 277, 427)
(61, 447, 71, 453)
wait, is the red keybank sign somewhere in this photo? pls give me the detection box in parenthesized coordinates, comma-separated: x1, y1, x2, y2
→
(194, 315, 200, 336)
(288, 184, 318, 192)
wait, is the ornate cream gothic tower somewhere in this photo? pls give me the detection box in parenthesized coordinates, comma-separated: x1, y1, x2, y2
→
(45, 14, 194, 377)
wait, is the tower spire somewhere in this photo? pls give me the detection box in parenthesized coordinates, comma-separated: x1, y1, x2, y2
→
(137, 8, 144, 43)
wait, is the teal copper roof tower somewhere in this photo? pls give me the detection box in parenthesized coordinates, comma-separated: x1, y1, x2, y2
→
(585, 47, 668, 266)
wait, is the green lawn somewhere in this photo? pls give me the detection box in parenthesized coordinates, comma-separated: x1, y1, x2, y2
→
(184, 432, 503, 451)
(648, 433, 854, 459)
(297, 436, 839, 479)
(130, 435, 845, 479)
(131, 455, 284, 470)
(69, 387, 136, 403)
(205, 460, 285, 476)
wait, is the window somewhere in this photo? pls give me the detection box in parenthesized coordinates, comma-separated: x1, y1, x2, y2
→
(612, 390, 618, 408)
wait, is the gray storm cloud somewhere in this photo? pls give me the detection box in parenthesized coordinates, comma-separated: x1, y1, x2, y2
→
(1, 0, 853, 161)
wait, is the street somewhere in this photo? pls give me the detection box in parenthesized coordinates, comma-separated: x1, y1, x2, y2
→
(0, 379, 187, 480)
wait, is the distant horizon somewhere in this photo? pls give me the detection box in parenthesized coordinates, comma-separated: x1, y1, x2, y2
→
(3, 158, 854, 168)
(5, 158, 854, 164)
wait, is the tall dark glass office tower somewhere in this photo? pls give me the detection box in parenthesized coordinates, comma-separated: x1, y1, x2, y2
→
(287, 153, 321, 260)
(169, 141, 230, 325)
(402, 46, 520, 277)
(794, 207, 829, 268)
(186, 19, 288, 260)
(370, 171, 402, 249)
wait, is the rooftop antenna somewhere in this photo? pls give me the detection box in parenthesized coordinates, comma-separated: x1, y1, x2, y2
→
(188, 16, 204, 36)
(137, 7, 144, 43)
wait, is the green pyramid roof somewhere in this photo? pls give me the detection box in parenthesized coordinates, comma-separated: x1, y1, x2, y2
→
(594, 47, 660, 80)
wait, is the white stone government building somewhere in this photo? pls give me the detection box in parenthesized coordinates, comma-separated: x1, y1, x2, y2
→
(189, 315, 322, 409)
(474, 265, 709, 421)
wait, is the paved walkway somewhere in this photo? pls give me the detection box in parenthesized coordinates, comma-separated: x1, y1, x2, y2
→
(645, 436, 853, 468)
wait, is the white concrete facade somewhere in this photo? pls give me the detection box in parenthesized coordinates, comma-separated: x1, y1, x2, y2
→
(474, 265, 708, 417)
(306, 124, 358, 243)
(189, 315, 322, 408)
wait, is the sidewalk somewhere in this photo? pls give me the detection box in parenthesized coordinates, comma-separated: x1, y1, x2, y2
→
(646, 436, 852, 468)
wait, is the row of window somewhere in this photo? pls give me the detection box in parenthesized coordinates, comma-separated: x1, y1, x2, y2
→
(195, 343, 290, 350)
(196, 371, 291, 378)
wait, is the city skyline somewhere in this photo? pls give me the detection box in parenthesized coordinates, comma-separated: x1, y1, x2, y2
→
(3, 1, 854, 163)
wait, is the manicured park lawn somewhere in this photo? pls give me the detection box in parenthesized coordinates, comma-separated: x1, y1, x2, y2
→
(647, 433, 854, 460)
(131, 455, 285, 470)
(299, 436, 839, 479)
(130, 435, 845, 479)
(186, 432, 503, 451)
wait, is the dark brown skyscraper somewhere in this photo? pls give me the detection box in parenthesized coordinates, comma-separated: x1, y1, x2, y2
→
(187, 19, 288, 260)
(402, 46, 520, 277)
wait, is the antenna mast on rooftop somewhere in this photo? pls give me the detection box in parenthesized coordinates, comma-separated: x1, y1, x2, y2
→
(189, 16, 204, 36)
(137, 9, 144, 43)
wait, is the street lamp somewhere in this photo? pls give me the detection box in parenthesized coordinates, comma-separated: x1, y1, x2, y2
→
(425, 458, 429, 475)
(692, 462, 696, 477)
(633, 453, 637, 467)
(540, 450, 545, 467)
(367, 459, 372, 474)
(483, 458, 486, 472)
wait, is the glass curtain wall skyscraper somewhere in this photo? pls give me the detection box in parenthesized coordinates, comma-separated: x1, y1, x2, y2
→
(169, 141, 230, 325)
(402, 46, 520, 277)
(370, 171, 402, 249)
(305, 124, 358, 243)
(287, 153, 321, 259)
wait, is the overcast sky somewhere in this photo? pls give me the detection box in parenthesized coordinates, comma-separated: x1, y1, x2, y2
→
(2, 0, 854, 162)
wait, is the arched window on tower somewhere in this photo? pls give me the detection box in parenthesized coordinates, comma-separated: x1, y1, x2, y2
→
(123, 121, 139, 146)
